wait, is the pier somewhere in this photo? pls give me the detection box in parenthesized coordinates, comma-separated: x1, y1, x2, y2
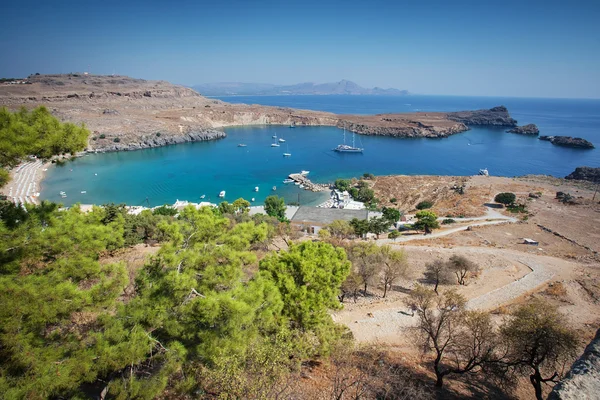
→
(288, 173, 329, 192)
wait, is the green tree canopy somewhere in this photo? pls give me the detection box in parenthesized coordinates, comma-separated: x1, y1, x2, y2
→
(334, 179, 351, 192)
(259, 241, 351, 334)
(494, 192, 516, 206)
(0, 106, 90, 187)
(416, 200, 433, 210)
(413, 210, 440, 234)
(382, 207, 401, 223)
(264, 195, 287, 221)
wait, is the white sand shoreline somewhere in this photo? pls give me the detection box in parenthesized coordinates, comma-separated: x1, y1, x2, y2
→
(0, 159, 52, 205)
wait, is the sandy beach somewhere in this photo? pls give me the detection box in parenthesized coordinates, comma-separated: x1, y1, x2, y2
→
(0, 159, 51, 205)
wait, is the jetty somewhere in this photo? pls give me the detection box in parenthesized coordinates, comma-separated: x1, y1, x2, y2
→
(288, 173, 329, 192)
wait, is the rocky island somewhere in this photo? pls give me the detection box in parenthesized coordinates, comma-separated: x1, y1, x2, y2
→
(507, 123, 540, 135)
(446, 105, 518, 126)
(539, 135, 595, 149)
(1, 74, 521, 151)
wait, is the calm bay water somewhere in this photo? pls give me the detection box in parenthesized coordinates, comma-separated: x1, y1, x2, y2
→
(41, 95, 600, 207)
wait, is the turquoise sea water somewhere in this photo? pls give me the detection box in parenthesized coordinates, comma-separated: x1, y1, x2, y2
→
(41, 95, 600, 207)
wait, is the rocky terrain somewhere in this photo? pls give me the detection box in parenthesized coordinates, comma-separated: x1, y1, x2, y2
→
(507, 123, 539, 135)
(1, 74, 518, 151)
(549, 328, 600, 400)
(565, 166, 600, 183)
(446, 105, 518, 126)
(539, 135, 595, 149)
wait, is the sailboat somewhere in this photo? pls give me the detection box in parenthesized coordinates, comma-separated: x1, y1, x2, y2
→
(283, 143, 291, 157)
(271, 134, 280, 147)
(333, 123, 363, 153)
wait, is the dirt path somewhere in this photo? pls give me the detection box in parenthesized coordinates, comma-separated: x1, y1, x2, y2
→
(377, 206, 518, 244)
(333, 245, 572, 344)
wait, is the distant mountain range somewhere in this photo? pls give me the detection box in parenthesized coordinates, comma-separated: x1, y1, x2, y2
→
(192, 80, 410, 96)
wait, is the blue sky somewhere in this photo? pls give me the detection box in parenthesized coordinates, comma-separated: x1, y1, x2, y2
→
(1, 0, 599, 98)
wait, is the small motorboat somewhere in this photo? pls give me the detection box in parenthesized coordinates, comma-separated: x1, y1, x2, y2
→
(301, 170, 310, 175)
(294, 182, 300, 186)
(271, 143, 280, 147)
(238, 144, 247, 147)
(283, 178, 294, 184)
(251, 198, 255, 202)
(219, 190, 226, 198)
(283, 152, 291, 157)
(278, 138, 285, 143)
(80, 191, 86, 194)
(299, 184, 305, 189)
(272, 186, 277, 191)
(200, 194, 206, 199)
(478, 168, 489, 176)
(254, 186, 259, 192)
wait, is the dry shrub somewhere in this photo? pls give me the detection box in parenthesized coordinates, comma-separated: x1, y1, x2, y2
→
(328, 342, 433, 400)
(545, 282, 567, 298)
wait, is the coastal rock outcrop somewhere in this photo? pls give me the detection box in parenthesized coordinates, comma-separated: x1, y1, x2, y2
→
(507, 123, 539, 135)
(446, 106, 518, 127)
(565, 166, 600, 183)
(342, 120, 468, 138)
(548, 328, 600, 400)
(539, 136, 594, 149)
(90, 130, 226, 152)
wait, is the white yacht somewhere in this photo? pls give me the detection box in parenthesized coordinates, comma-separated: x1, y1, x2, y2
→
(219, 190, 226, 198)
(333, 123, 363, 153)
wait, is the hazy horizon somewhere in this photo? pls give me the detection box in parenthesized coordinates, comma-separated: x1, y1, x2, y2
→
(1, 0, 599, 99)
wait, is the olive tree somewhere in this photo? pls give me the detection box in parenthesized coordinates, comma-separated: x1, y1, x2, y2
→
(447, 255, 479, 285)
(423, 259, 454, 294)
(378, 245, 408, 298)
(405, 286, 498, 387)
(501, 300, 578, 400)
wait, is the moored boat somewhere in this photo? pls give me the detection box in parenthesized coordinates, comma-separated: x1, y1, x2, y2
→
(333, 124, 363, 153)
(219, 190, 226, 198)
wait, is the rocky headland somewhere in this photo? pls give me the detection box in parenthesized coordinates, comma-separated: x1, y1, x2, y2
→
(446, 105, 518, 127)
(539, 135, 595, 149)
(507, 123, 539, 135)
(0, 74, 520, 151)
(565, 166, 600, 183)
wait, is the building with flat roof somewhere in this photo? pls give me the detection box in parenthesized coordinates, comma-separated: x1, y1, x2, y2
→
(290, 206, 368, 234)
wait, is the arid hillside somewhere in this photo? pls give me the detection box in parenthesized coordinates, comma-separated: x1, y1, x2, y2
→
(1, 74, 516, 152)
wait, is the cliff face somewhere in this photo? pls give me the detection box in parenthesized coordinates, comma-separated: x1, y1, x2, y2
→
(548, 328, 600, 400)
(0, 75, 519, 152)
(447, 106, 518, 127)
(565, 167, 600, 183)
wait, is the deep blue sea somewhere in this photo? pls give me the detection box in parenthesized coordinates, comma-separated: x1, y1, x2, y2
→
(41, 95, 600, 207)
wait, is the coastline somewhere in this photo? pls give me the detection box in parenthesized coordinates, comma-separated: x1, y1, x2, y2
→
(0, 160, 51, 205)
